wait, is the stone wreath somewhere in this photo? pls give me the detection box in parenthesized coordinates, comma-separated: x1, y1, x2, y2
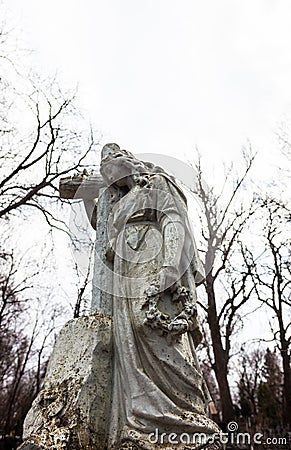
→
(144, 281, 198, 342)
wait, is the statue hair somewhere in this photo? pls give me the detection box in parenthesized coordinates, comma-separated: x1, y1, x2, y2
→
(100, 151, 187, 204)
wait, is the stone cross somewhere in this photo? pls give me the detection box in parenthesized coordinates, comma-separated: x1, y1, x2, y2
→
(59, 143, 118, 316)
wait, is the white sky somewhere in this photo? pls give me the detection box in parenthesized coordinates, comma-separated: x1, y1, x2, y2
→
(4, 0, 291, 174)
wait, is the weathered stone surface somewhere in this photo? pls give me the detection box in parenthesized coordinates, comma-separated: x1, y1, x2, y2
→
(92, 186, 113, 315)
(91, 143, 117, 315)
(18, 442, 43, 450)
(21, 313, 112, 450)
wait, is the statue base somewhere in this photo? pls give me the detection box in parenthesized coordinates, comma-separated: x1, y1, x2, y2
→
(19, 313, 112, 450)
(18, 313, 225, 450)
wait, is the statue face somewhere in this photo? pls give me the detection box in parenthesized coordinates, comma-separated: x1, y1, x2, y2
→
(101, 160, 132, 187)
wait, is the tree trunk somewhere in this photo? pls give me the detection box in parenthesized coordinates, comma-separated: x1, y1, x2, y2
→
(281, 339, 291, 427)
(277, 299, 291, 427)
(206, 274, 235, 424)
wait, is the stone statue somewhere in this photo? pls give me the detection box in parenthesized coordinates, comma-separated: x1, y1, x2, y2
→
(19, 145, 223, 450)
(99, 146, 222, 449)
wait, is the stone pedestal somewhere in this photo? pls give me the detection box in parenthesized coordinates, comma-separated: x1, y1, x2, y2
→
(19, 313, 112, 450)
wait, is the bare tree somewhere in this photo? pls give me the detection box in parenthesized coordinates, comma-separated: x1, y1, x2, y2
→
(257, 348, 283, 429)
(246, 197, 291, 427)
(192, 151, 258, 423)
(0, 10, 99, 226)
(236, 348, 265, 425)
(0, 249, 55, 439)
(0, 11, 98, 442)
(0, 86, 95, 223)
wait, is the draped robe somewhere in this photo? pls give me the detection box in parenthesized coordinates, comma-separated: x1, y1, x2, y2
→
(107, 173, 222, 449)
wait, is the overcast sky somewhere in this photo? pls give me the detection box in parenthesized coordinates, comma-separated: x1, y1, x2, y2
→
(4, 0, 291, 174)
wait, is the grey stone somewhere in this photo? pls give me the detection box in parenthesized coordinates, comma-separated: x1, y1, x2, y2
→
(92, 186, 113, 315)
(18, 442, 43, 450)
(91, 143, 118, 315)
(22, 313, 112, 450)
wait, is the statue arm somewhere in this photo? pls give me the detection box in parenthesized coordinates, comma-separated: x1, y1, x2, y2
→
(161, 216, 185, 270)
(153, 174, 205, 287)
(153, 175, 188, 288)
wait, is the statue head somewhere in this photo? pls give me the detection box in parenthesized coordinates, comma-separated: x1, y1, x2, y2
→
(100, 143, 187, 204)
(100, 144, 155, 188)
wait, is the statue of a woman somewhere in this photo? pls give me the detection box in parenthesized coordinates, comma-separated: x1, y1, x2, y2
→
(100, 147, 223, 450)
